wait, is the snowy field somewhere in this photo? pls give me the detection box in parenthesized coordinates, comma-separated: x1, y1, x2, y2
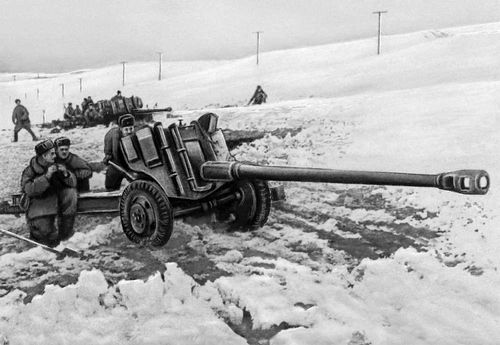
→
(0, 23, 499, 345)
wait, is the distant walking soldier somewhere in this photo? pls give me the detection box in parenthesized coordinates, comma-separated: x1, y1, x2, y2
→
(20, 139, 78, 246)
(12, 99, 38, 142)
(54, 136, 93, 192)
(102, 114, 135, 190)
(247, 85, 268, 105)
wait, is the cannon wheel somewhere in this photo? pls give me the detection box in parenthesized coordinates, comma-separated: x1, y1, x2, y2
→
(119, 180, 173, 247)
(224, 179, 271, 230)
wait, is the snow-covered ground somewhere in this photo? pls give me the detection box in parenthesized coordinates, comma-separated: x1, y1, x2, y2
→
(0, 22, 499, 345)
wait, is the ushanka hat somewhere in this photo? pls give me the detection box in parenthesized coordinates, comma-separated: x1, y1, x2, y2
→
(118, 114, 135, 128)
(54, 136, 71, 147)
(35, 139, 54, 156)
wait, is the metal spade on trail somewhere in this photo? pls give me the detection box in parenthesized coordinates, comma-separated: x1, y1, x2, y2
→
(0, 228, 81, 259)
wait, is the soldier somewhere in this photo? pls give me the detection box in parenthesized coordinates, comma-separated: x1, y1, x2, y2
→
(103, 114, 135, 190)
(81, 97, 88, 113)
(64, 102, 75, 120)
(21, 139, 78, 246)
(111, 90, 123, 101)
(87, 96, 94, 107)
(12, 99, 38, 142)
(74, 105, 82, 116)
(247, 85, 268, 105)
(81, 96, 94, 113)
(54, 137, 93, 192)
(74, 105, 85, 126)
(84, 104, 100, 125)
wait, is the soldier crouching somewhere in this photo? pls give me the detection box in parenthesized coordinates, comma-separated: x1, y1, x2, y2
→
(54, 136, 92, 192)
(20, 139, 78, 247)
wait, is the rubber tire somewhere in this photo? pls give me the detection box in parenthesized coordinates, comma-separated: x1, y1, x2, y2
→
(119, 180, 173, 247)
(231, 179, 271, 230)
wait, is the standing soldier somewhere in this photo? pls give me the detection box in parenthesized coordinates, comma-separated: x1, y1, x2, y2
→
(54, 137, 93, 192)
(102, 114, 135, 190)
(12, 99, 38, 142)
(20, 139, 78, 246)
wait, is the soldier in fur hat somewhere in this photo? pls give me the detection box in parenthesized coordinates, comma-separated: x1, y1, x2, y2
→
(20, 139, 78, 246)
(102, 114, 135, 190)
(55, 137, 93, 192)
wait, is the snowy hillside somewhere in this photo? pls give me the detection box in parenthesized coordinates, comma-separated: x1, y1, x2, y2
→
(2, 22, 500, 125)
(0, 22, 499, 345)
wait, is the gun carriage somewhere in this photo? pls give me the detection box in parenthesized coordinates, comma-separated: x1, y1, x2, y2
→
(1, 113, 490, 247)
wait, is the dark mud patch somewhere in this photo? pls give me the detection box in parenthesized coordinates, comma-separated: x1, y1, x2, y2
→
(23, 273, 78, 303)
(87, 226, 231, 285)
(274, 198, 439, 266)
(1, 217, 231, 302)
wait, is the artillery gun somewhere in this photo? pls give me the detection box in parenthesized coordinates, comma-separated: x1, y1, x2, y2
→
(42, 96, 174, 131)
(95, 96, 173, 126)
(0, 113, 490, 248)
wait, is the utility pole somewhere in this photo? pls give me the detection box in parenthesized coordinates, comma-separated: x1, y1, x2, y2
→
(120, 61, 127, 86)
(373, 11, 387, 55)
(253, 31, 263, 65)
(13, 75, 16, 82)
(37, 88, 40, 100)
(60, 83, 65, 98)
(157, 52, 163, 81)
(79, 78, 83, 92)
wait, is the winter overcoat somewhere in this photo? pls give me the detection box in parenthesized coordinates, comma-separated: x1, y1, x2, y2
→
(21, 157, 77, 219)
(12, 104, 30, 124)
(56, 153, 92, 180)
(103, 127, 125, 165)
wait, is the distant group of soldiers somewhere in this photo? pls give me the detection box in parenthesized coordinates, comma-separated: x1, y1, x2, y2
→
(63, 90, 124, 127)
(20, 113, 138, 247)
(62, 95, 97, 127)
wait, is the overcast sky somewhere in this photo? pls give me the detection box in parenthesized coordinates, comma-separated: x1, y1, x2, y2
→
(1, 0, 500, 73)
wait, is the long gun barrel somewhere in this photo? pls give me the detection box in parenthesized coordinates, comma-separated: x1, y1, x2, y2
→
(200, 161, 489, 195)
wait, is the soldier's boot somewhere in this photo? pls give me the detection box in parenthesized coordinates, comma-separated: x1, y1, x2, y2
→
(57, 214, 76, 242)
(28, 216, 59, 247)
(57, 187, 78, 241)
